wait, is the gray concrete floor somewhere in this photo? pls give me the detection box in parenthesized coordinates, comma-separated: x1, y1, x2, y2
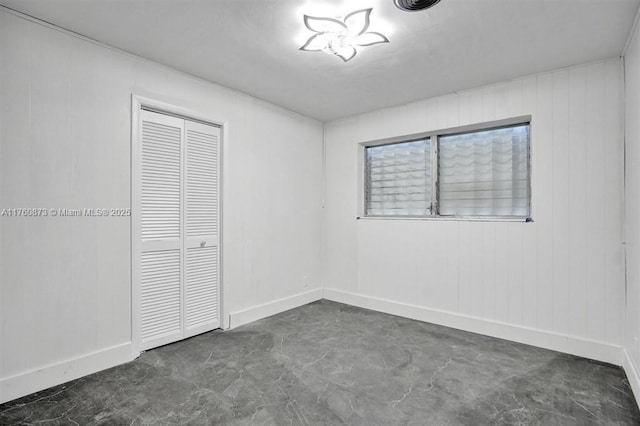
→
(1, 300, 639, 425)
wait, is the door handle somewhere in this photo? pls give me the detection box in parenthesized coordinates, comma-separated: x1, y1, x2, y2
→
(200, 241, 206, 248)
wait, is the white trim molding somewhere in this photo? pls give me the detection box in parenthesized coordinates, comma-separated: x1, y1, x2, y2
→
(0, 343, 133, 405)
(228, 288, 323, 329)
(323, 288, 623, 366)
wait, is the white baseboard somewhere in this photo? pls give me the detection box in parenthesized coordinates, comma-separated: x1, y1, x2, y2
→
(323, 288, 622, 365)
(0, 342, 133, 404)
(1, 289, 324, 405)
(1, 292, 629, 406)
(623, 349, 640, 406)
(228, 288, 323, 329)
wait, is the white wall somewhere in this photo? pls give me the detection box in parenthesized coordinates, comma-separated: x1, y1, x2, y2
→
(0, 10, 323, 403)
(624, 14, 640, 403)
(323, 58, 625, 363)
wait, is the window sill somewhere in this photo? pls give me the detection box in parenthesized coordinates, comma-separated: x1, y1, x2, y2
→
(357, 215, 533, 223)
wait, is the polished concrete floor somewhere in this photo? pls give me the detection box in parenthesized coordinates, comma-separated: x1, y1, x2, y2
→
(1, 300, 639, 425)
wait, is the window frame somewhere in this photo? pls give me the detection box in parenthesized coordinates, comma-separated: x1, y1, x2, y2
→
(358, 116, 532, 222)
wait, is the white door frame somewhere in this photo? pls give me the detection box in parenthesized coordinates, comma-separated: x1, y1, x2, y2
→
(131, 94, 227, 358)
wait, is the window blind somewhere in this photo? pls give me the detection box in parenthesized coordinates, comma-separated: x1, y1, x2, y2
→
(365, 139, 432, 216)
(438, 124, 530, 216)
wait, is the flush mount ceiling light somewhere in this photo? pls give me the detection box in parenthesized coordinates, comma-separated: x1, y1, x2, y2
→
(394, 0, 442, 11)
(299, 8, 389, 62)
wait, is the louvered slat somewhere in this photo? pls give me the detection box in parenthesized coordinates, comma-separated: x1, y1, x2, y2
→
(141, 120, 181, 240)
(140, 249, 181, 340)
(186, 127, 218, 238)
(185, 246, 218, 328)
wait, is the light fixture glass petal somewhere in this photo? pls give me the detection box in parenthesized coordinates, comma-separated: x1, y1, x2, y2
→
(299, 33, 334, 51)
(331, 45, 357, 62)
(303, 15, 347, 33)
(354, 32, 389, 47)
(343, 8, 371, 37)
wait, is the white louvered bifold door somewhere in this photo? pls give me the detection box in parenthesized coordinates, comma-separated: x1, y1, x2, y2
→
(138, 110, 185, 350)
(183, 120, 220, 337)
(135, 110, 221, 352)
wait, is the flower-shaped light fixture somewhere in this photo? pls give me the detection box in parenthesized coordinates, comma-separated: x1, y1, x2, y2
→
(299, 8, 389, 62)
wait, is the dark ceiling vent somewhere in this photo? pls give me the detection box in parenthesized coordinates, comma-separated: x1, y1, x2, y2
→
(393, 0, 442, 11)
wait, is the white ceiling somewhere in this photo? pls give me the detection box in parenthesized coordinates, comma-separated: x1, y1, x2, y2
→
(1, 0, 639, 121)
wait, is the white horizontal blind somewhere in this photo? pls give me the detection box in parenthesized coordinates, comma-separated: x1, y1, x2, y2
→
(438, 124, 530, 216)
(365, 139, 432, 216)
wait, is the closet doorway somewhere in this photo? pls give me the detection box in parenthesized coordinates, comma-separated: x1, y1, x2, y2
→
(132, 102, 221, 352)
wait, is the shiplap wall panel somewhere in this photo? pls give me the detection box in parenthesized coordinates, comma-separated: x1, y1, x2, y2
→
(481, 223, 497, 320)
(551, 70, 571, 337)
(465, 224, 484, 317)
(95, 51, 134, 350)
(29, 25, 77, 361)
(482, 85, 497, 122)
(495, 82, 509, 118)
(435, 222, 459, 312)
(421, 224, 437, 306)
(535, 72, 555, 333)
(584, 62, 605, 342)
(324, 58, 624, 349)
(1, 14, 36, 372)
(457, 92, 471, 126)
(68, 40, 101, 353)
(505, 224, 523, 325)
(568, 66, 588, 339)
(508, 79, 524, 116)
(605, 59, 624, 346)
(493, 224, 508, 324)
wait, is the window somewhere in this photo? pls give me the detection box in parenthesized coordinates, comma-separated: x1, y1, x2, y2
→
(365, 138, 432, 216)
(363, 120, 530, 219)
